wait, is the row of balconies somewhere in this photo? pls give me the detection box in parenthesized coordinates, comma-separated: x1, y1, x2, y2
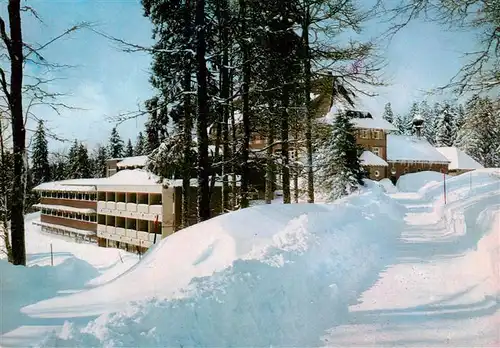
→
(97, 201, 162, 221)
(97, 224, 159, 248)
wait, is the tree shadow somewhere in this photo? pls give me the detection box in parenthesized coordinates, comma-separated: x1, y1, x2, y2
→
(325, 287, 499, 346)
(346, 293, 499, 326)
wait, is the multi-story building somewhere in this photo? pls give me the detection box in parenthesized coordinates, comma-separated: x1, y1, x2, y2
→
(320, 110, 450, 182)
(33, 170, 169, 253)
(33, 161, 228, 252)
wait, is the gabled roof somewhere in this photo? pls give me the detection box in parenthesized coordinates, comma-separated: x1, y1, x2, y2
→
(318, 106, 397, 131)
(359, 151, 388, 167)
(435, 147, 484, 170)
(387, 135, 450, 164)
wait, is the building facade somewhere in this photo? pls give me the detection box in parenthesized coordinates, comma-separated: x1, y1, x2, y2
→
(320, 110, 450, 182)
(32, 169, 228, 253)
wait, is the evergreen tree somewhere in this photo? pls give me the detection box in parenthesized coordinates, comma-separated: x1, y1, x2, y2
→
(317, 111, 364, 201)
(66, 140, 80, 179)
(92, 145, 108, 178)
(49, 152, 67, 181)
(419, 100, 435, 144)
(125, 139, 134, 157)
(31, 120, 51, 186)
(76, 143, 91, 178)
(382, 102, 394, 123)
(296, 0, 378, 203)
(435, 103, 454, 147)
(108, 127, 124, 159)
(405, 102, 419, 135)
(457, 95, 499, 167)
(392, 114, 405, 135)
(452, 103, 466, 145)
(142, 0, 197, 224)
(24, 163, 38, 212)
(134, 132, 146, 156)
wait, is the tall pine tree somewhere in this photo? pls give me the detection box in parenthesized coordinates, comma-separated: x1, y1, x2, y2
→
(125, 139, 134, 157)
(66, 140, 80, 179)
(405, 102, 419, 135)
(76, 143, 91, 178)
(92, 145, 108, 178)
(456, 95, 499, 167)
(382, 102, 394, 123)
(31, 120, 51, 186)
(317, 111, 363, 201)
(434, 103, 454, 147)
(419, 100, 435, 144)
(134, 132, 146, 156)
(108, 127, 124, 159)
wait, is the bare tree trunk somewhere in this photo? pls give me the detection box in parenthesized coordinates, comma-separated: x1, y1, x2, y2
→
(302, 9, 314, 203)
(0, 117, 13, 262)
(182, 68, 192, 228)
(4, 0, 26, 265)
(239, 0, 251, 209)
(182, 4, 193, 228)
(281, 84, 290, 204)
(293, 128, 299, 203)
(195, 0, 210, 221)
(221, 0, 230, 212)
(230, 90, 237, 210)
(209, 114, 222, 198)
(265, 116, 275, 204)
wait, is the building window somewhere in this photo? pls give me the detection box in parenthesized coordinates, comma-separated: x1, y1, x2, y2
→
(360, 130, 370, 139)
(372, 130, 382, 139)
(372, 147, 381, 157)
(374, 170, 380, 177)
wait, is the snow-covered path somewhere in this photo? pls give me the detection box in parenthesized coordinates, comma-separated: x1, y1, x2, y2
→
(1, 171, 498, 347)
(324, 174, 500, 347)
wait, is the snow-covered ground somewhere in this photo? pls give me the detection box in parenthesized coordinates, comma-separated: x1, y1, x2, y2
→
(1, 170, 498, 347)
(324, 170, 500, 347)
(0, 215, 139, 346)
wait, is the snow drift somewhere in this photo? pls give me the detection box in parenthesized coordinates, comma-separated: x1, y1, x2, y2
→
(396, 171, 449, 192)
(0, 258, 100, 335)
(33, 189, 406, 347)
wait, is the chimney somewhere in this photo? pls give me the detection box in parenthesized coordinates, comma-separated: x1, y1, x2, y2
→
(412, 113, 424, 137)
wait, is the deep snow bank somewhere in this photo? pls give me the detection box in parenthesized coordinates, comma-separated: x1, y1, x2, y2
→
(0, 258, 100, 335)
(396, 171, 449, 192)
(34, 189, 405, 347)
(418, 169, 500, 201)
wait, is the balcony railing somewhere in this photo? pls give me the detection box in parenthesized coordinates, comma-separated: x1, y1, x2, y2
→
(97, 201, 162, 221)
(97, 224, 159, 248)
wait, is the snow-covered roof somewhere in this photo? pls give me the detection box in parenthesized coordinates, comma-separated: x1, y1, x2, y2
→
(387, 135, 450, 164)
(435, 147, 484, 170)
(359, 151, 388, 167)
(33, 203, 96, 214)
(34, 180, 98, 192)
(351, 117, 397, 131)
(33, 169, 241, 194)
(413, 113, 424, 121)
(34, 170, 161, 192)
(319, 106, 397, 131)
(98, 169, 160, 186)
(116, 156, 148, 168)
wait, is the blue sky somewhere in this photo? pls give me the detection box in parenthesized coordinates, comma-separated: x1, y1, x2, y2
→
(3, 0, 479, 152)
